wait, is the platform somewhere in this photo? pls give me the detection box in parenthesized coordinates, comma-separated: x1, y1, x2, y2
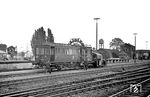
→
(0, 62, 146, 83)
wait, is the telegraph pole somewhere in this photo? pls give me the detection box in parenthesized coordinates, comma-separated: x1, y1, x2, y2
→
(94, 18, 100, 50)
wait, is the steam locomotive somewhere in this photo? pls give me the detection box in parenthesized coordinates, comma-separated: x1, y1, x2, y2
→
(32, 41, 105, 72)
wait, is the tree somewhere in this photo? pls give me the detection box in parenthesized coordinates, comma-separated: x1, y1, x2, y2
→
(31, 27, 55, 56)
(19, 51, 25, 58)
(120, 43, 135, 59)
(0, 44, 7, 52)
(47, 28, 54, 43)
(7, 46, 17, 59)
(31, 27, 46, 55)
(34, 27, 46, 44)
(109, 38, 124, 50)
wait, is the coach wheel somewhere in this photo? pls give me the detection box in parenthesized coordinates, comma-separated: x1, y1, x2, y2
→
(92, 61, 97, 68)
(80, 61, 84, 69)
(47, 68, 52, 73)
(97, 60, 100, 67)
(56, 65, 61, 71)
(45, 63, 52, 73)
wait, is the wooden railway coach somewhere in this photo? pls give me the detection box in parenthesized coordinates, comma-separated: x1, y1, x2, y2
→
(33, 42, 93, 70)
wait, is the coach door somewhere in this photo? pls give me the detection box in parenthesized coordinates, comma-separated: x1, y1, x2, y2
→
(50, 46, 55, 62)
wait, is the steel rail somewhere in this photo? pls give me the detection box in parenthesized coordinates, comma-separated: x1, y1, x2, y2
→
(109, 77, 150, 97)
(1, 62, 147, 79)
(46, 75, 150, 97)
(0, 66, 149, 96)
(1, 68, 150, 97)
(1, 65, 149, 88)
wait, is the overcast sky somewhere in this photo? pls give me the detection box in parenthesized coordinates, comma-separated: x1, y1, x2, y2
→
(0, 0, 150, 52)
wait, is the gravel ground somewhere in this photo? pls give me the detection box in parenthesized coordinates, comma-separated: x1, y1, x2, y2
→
(0, 71, 114, 94)
(71, 84, 129, 97)
(0, 63, 33, 71)
(0, 63, 149, 95)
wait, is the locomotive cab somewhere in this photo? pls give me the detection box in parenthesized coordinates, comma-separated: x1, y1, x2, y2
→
(92, 51, 103, 67)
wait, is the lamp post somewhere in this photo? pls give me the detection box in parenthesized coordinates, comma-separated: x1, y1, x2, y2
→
(133, 33, 137, 63)
(94, 18, 100, 50)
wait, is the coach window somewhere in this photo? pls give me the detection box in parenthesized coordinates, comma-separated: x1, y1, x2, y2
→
(41, 48, 44, 55)
(51, 47, 54, 55)
(64, 48, 66, 55)
(64, 48, 66, 54)
(56, 48, 58, 53)
(36, 48, 40, 55)
(57, 48, 59, 53)
(55, 48, 57, 54)
(49, 48, 51, 55)
(68, 49, 72, 55)
(72, 49, 75, 55)
(68, 49, 71, 55)
(73, 49, 75, 55)
(63, 48, 65, 54)
(78, 49, 80, 54)
(69, 49, 72, 55)
(45, 48, 49, 55)
(66, 49, 68, 55)
(67, 49, 69, 55)
(51, 49, 53, 55)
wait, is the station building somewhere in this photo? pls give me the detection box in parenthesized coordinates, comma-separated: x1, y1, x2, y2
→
(97, 43, 135, 60)
(136, 50, 150, 60)
(0, 44, 7, 60)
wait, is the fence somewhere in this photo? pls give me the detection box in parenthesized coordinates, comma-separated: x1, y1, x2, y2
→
(106, 58, 129, 64)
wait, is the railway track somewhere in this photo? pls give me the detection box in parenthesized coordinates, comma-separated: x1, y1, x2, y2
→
(0, 65, 150, 97)
(0, 65, 149, 90)
(1, 63, 149, 87)
(109, 77, 150, 97)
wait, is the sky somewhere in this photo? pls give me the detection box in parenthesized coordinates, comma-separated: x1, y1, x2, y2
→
(0, 0, 150, 52)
